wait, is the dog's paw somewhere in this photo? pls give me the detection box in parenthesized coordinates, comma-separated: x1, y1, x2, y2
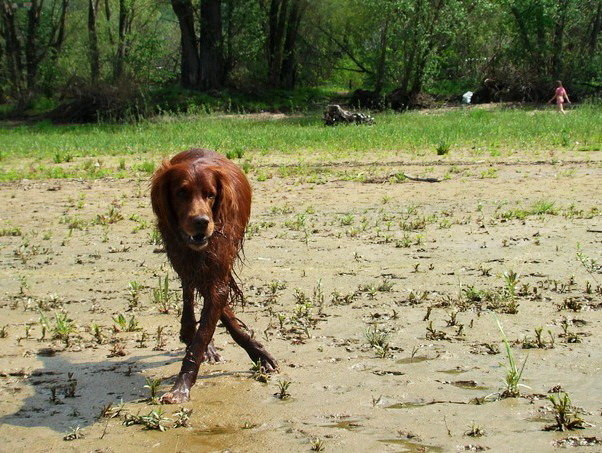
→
(260, 354, 278, 373)
(203, 342, 223, 363)
(252, 349, 278, 373)
(159, 389, 190, 404)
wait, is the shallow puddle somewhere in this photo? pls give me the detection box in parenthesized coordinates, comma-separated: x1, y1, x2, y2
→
(321, 419, 363, 431)
(437, 368, 468, 375)
(193, 425, 239, 436)
(386, 401, 431, 409)
(396, 356, 433, 364)
(450, 380, 489, 390)
(379, 438, 443, 452)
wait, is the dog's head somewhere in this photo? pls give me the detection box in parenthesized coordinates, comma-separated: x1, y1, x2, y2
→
(151, 160, 237, 252)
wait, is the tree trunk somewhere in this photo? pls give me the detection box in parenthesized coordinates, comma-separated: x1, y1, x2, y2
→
(223, 0, 234, 81)
(104, 0, 114, 46)
(589, 0, 601, 54)
(199, 0, 223, 90)
(0, 1, 26, 99)
(267, 0, 289, 87)
(51, 0, 69, 57)
(280, 0, 305, 89)
(43, 0, 69, 95)
(25, 0, 42, 92)
(551, 0, 569, 78)
(374, 15, 389, 94)
(114, 0, 133, 81)
(88, 0, 101, 82)
(171, 0, 200, 88)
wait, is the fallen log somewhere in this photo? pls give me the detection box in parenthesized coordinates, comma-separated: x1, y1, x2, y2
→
(323, 104, 374, 126)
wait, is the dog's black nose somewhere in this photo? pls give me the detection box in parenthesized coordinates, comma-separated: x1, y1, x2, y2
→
(192, 215, 210, 232)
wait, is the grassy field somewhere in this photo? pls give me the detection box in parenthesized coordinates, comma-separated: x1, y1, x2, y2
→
(0, 104, 600, 181)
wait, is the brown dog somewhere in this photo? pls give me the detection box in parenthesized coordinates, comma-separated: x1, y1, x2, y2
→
(151, 149, 277, 403)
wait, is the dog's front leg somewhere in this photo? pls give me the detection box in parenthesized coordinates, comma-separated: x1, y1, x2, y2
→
(179, 282, 196, 345)
(160, 284, 226, 404)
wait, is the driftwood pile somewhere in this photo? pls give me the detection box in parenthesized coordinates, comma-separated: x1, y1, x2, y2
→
(323, 104, 374, 126)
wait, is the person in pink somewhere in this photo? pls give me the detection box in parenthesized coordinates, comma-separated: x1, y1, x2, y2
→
(548, 80, 571, 114)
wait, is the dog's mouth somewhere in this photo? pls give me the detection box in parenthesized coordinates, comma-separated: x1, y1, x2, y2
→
(182, 231, 211, 249)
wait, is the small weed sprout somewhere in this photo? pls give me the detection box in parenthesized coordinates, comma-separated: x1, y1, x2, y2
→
(544, 392, 588, 431)
(251, 360, 269, 383)
(339, 213, 354, 226)
(365, 325, 390, 358)
(95, 201, 124, 225)
(18, 274, 29, 295)
(125, 409, 170, 431)
(464, 422, 485, 437)
(310, 438, 325, 451)
(503, 270, 520, 299)
(65, 373, 77, 398)
(108, 341, 126, 357)
(53, 312, 76, 346)
(377, 279, 394, 292)
(113, 314, 127, 331)
(144, 377, 163, 403)
(276, 313, 287, 329)
(576, 244, 601, 283)
(497, 319, 528, 398)
(49, 386, 60, 404)
(137, 330, 147, 348)
(531, 199, 557, 215)
(426, 321, 449, 341)
(275, 380, 292, 399)
(173, 408, 193, 428)
(38, 310, 50, 339)
(523, 326, 554, 349)
(152, 275, 173, 313)
(127, 281, 143, 311)
(113, 313, 141, 332)
(312, 280, 325, 314)
(154, 326, 167, 350)
(445, 310, 459, 327)
(63, 426, 84, 441)
(91, 323, 103, 344)
(149, 228, 163, 246)
(98, 401, 125, 419)
(268, 280, 287, 294)
(436, 141, 450, 155)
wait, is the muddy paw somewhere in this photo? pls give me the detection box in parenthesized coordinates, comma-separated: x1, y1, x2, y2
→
(203, 342, 222, 363)
(159, 388, 190, 404)
(260, 354, 278, 373)
(252, 349, 278, 373)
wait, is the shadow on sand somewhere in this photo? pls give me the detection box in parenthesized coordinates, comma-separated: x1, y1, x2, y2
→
(0, 349, 183, 433)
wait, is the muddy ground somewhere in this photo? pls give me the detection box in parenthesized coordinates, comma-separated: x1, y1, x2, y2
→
(0, 157, 601, 452)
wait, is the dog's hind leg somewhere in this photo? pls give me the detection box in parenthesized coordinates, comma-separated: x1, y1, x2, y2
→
(221, 305, 278, 372)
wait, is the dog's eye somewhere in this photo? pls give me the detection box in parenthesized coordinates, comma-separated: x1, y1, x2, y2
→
(175, 188, 188, 199)
(207, 193, 216, 200)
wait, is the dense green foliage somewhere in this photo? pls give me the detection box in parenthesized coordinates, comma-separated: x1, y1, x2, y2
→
(0, 0, 600, 116)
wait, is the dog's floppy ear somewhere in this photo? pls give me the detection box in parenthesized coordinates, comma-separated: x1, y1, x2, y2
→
(151, 161, 177, 231)
(212, 166, 239, 228)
